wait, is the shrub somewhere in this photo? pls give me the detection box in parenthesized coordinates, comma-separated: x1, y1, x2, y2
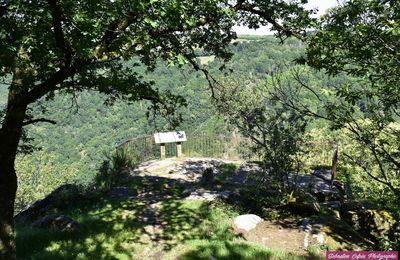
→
(94, 148, 139, 190)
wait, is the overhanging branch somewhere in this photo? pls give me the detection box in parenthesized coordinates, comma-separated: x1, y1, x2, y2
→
(235, 4, 306, 41)
(47, 0, 72, 67)
(22, 118, 57, 126)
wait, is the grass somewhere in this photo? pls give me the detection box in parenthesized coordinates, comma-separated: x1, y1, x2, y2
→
(16, 197, 144, 259)
(15, 173, 323, 260)
(174, 241, 291, 260)
(16, 197, 289, 259)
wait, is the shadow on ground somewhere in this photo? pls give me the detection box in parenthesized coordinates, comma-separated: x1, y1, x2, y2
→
(16, 175, 238, 259)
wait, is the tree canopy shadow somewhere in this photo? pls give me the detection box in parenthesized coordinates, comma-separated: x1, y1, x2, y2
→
(16, 175, 240, 259)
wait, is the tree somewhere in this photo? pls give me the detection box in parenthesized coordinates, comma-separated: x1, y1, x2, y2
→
(214, 75, 308, 193)
(303, 0, 400, 202)
(0, 0, 314, 258)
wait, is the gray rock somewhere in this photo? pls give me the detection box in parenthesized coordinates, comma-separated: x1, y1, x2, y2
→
(31, 215, 79, 232)
(287, 192, 320, 215)
(233, 214, 263, 231)
(15, 184, 83, 223)
(287, 172, 342, 201)
(108, 187, 136, 198)
(320, 201, 341, 209)
(312, 169, 332, 181)
(181, 189, 192, 197)
(184, 188, 230, 201)
(201, 167, 214, 186)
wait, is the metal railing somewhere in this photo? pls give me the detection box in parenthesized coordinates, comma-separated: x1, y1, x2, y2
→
(116, 133, 337, 168)
(116, 133, 259, 162)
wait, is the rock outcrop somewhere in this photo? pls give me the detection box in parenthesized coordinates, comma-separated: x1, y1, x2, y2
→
(340, 202, 396, 242)
(31, 215, 79, 232)
(15, 184, 85, 223)
(233, 214, 263, 232)
(286, 192, 321, 216)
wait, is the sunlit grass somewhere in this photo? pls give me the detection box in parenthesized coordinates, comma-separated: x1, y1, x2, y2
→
(16, 196, 145, 259)
(16, 177, 316, 259)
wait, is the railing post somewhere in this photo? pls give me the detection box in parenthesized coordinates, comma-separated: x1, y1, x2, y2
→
(176, 142, 182, 157)
(160, 143, 166, 160)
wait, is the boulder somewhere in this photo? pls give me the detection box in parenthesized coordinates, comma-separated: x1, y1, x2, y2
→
(340, 202, 396, 242)
(340, 201, 377, 212)
(31, 215, 79, 232)
(287, 172, 342, 202)
(286, 192, 320, 216)
(233, 214, 263, 232)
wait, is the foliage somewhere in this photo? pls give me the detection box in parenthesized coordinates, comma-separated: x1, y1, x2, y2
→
(300, 0, 400, 203)
(268, 63, 400, 211)
(15, 176, 310, 259)
(0, 36, 313, 213)
(14, 150, 79, 213)
(306, 0, 400, 110)
(7, 0, 400, 256)
(214, 76, 308, 192)
(94, 149, 139, 190)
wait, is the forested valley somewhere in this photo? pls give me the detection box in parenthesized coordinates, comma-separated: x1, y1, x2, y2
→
(2, 36, 306, 212)
(1, 0, 399, 258)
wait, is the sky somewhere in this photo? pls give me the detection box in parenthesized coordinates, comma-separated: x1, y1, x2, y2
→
(233, 0, 339, 35)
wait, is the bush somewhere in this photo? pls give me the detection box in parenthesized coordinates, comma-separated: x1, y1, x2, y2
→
(94, 148, 139, 190)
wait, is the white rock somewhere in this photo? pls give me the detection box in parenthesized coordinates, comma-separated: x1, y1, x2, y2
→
(233, 214, 263, 231)
(313, 233, 325, 245)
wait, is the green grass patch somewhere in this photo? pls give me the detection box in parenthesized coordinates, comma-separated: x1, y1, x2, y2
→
(16, 176, 324, 259)
(176, 240, 294, 260)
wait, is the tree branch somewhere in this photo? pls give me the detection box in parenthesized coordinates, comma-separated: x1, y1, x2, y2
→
(184, 54, 219, 98)
(23, 64, 81, 105)
(343, 152, 393, 189)
(379, 144, 400, 169)
(22, 118, 57, 126)
(47, 0, 72, 67)
(24, 10, 143, 106)
(292, 68, 322, 101)
(236, 4, 306, 41)
(96, 11, 138, 58)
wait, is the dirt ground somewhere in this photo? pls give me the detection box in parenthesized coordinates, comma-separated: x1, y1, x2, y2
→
(132, 157, 371, 256)
(241, 220, 307, 255)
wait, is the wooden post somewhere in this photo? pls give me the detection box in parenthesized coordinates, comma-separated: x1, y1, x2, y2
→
(160, 143, 166, 160)
(176, 142, 182, 157)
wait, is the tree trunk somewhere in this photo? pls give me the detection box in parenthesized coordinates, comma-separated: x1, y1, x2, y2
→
(0, 149, 18, 260)
(0, 89, 28, 259)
